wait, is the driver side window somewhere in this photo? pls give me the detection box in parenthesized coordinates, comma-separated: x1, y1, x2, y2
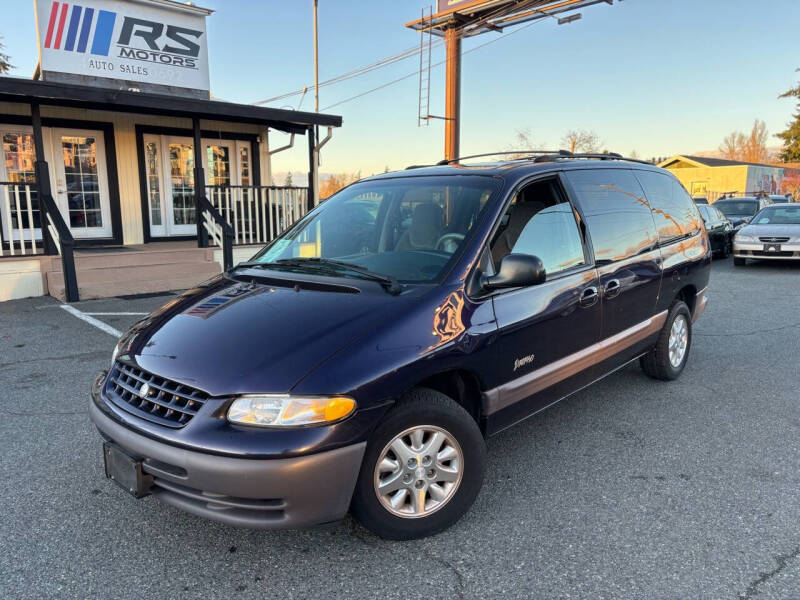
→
(491, 178, 586, 279)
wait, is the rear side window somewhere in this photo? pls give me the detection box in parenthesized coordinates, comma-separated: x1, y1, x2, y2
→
(635, 170, 702, 244)
(565, 169, 657, 263)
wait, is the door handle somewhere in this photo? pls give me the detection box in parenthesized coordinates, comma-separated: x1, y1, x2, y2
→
(579, 286, 598, 308)
(604, 279, 621, 299)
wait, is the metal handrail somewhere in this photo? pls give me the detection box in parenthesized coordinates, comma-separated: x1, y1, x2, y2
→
(39, 192, 78, 302)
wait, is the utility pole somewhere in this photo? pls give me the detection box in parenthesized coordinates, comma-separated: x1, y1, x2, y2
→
(444, 26, 461, 161)
(312, 0, 320, 203)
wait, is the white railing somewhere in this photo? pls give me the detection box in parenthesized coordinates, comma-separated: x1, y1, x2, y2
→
(0, 183, 43, 257)
(205, 185, 309, 246)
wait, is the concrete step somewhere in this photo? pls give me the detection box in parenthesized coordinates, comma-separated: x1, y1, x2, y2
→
(48, 274, 221, 302)
(48, 247, 215, 272)
(47, 261, 221, 301)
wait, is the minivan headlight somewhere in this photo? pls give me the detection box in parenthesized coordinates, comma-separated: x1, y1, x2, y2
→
(227, 395, 356, 427)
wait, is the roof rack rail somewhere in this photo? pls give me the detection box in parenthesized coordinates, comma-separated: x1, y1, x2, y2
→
(435, 150, 567, 166)
(532, 152, 653, 165)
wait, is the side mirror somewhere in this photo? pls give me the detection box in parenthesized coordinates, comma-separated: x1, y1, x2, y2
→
(481, 253, 546, 291)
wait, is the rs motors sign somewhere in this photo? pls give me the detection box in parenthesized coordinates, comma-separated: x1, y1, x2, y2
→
(34, 0, 211, 92)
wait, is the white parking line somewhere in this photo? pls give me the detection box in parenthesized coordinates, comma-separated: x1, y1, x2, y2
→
(83, 312, 148, 316)
(60, 305, 122, 338)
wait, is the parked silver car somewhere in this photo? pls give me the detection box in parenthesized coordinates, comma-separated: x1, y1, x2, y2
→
(733, 204, 800, 265)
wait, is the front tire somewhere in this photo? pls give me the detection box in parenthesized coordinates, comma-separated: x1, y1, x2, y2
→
(351, 388, 486, 540)
(640, 301, 692, 381)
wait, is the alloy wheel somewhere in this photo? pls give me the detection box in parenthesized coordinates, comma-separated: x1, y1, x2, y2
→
(668, 314, 689, 368)
(373, 425, 463, 518)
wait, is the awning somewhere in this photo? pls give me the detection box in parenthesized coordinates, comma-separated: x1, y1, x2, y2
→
(0, 77, 341, 134)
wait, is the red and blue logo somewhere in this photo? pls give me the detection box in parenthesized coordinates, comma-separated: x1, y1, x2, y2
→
(43, 2, 117, 57)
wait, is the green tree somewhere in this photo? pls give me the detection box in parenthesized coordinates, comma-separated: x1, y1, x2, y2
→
(0, 36, 11, 74)
(777, 69, 800, 162)
(283, 171, 293, 186)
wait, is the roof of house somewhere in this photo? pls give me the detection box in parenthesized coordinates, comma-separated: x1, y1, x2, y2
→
(659, 154, 779, 169)
(0, 77, 342, 134)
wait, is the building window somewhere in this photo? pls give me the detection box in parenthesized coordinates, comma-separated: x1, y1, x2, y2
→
(145, 142, 162, 226)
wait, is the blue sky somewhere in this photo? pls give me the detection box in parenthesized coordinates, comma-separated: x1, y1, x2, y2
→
(2, 0, 800, 176)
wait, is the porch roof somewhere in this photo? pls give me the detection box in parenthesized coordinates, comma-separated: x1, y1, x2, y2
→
(0, 77, 341, 134)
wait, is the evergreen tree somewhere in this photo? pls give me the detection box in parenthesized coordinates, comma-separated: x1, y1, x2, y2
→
(0, 37, 11, 74)
(284, 172, 293, 187)
(777, 69, 800, 162)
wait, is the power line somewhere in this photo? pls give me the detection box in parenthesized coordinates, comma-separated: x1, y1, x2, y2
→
(253, 40, 444, 106)
(321, 18, 545, 112)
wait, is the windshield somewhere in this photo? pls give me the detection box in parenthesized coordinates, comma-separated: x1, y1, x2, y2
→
(751, 205, 800, 225)
(251, 176, 500, 283)
(715, 199, 758, 217)
(697, 205, 711, 221)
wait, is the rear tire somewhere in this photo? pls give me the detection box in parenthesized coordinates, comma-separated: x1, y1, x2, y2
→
(718, 242, 729, 258)
(733, 256, 746, 266)
(351, 388, 486, 540)
(640, 301, 692, 381)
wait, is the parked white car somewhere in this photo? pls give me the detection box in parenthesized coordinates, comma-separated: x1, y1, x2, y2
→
(733, 204, 800, 265)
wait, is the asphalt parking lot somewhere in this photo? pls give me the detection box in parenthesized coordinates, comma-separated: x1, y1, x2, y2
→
(1, 258, 799, 600)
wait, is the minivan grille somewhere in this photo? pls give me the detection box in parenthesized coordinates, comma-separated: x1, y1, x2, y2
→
(759, 236, 790, 243)
(105, 362, 208, 428)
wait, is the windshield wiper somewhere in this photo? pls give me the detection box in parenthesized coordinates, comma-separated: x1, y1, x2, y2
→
(238, 259, 402, 295)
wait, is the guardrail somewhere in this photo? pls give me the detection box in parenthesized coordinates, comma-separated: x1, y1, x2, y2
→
(205, 185, 309, 247)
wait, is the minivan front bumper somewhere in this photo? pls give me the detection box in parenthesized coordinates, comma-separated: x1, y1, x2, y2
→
(89, 393, 366, 529)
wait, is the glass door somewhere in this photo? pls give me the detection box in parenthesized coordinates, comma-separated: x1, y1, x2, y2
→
(52, 128, 112, 238)
(0, 125, 40, 242)
(163, 138, 196, 236)
(143, 135, 251, 238)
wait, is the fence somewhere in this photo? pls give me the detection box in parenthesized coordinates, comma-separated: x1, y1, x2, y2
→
(0, 182, 44, 257)
(205, 185, 309, 246)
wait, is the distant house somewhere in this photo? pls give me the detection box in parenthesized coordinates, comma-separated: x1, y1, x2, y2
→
(658, 155, 794, 202)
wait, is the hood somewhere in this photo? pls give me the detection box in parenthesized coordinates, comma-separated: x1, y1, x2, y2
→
(738, 223, 800, 238)
(118, 273, 414, 396)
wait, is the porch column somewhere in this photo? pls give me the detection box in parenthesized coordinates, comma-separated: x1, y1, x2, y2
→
(30, 103, 56, 256)
(192, 118, 208, 247)
(307, 125, 316, 211)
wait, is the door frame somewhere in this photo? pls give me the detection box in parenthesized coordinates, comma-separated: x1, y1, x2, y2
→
(0, 114, 122, 246)
(135, 125, 260, 243)
(50, 126, 114, 239)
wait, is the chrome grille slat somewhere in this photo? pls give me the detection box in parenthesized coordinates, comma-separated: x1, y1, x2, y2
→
(105, 361, 208, 427)
(111, 378, 200, 415)
(759, 236, 790, 243)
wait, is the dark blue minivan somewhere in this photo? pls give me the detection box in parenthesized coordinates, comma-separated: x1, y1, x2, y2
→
(91, 154, 710, 539)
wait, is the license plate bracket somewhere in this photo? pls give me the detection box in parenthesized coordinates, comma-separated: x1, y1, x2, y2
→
(763, 243, 782, 252)
(103, 442, 153, 498)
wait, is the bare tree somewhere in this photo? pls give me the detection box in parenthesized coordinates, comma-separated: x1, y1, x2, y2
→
(0, 36, 11, 74)
(629, 149, 640, 159)
(719, 120, 769, 163)
(743, 119, 769, 163)
(505, 127, 547, 158)
(719, 131, 745, 160)
(561, 129, 603, 153)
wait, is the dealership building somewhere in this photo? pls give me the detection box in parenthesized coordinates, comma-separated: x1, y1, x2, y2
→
(0, 0, 341, 302)
(658, 155, 794, 202)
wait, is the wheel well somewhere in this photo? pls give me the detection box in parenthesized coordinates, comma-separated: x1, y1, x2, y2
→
(414, 370, 483, 426)
(676, 284, 697, 316)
